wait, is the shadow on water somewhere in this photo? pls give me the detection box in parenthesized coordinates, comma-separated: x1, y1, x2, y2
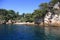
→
(33, 25, 45, 40)
(0, 24, 46, 40)
(0, 24, 60, 40)
(0, 24, 15, 40)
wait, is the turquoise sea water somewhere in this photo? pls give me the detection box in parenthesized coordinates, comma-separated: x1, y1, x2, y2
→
(0, 24, 60, 40)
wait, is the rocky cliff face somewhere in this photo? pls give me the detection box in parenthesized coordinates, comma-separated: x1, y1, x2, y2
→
(44, 2, 60, 25)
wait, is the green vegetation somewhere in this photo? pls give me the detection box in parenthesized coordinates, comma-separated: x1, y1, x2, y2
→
(0, 0, 59, 23)
(0, 9, 20, 22)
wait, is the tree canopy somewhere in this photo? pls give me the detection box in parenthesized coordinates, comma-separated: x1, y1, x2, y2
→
(0, 0, 59, 23)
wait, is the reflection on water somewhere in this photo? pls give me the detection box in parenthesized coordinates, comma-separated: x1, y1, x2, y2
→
(0, 24, 60, 40)
(45, 26, 60, 40)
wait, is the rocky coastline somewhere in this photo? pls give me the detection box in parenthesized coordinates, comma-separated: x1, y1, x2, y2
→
(0, 20, 60, 27)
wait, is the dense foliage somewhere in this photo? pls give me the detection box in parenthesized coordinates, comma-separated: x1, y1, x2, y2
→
(0, 0, 59, 23)
(0, 9, 20, 21)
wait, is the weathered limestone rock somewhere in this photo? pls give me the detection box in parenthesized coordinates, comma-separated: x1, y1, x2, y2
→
(44, 12, 52, 24)
(44, 2, 60, 26)
(53, 2, 60, 9)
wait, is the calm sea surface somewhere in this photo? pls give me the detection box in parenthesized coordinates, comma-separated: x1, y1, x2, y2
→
(0, 24, 60, 40)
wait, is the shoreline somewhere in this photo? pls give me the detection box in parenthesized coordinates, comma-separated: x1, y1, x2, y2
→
(0, 22, 60, 27)
(14, 22, 59, 27)
(14, 22, 34, 25)
(13, 22, 60, 27)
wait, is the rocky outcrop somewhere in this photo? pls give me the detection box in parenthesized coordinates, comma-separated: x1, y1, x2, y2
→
(44, 2, 60, 26)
